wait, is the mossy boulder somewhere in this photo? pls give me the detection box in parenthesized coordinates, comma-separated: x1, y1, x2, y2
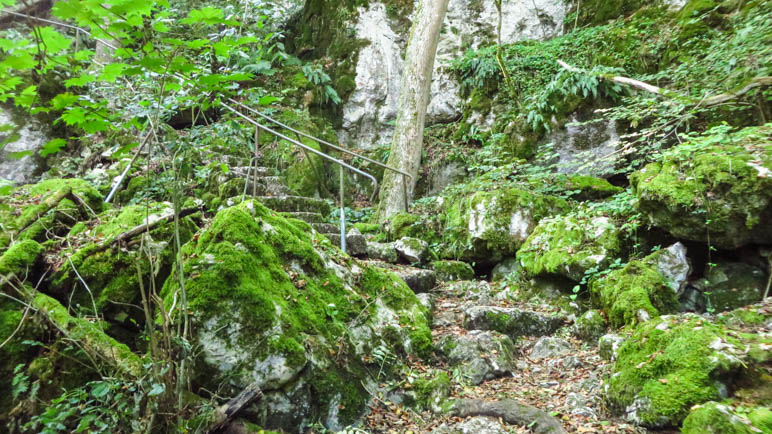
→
(631, 124, 772, 249)
(517, 213, 623, 282)
(162, 200, 431, 431)
(0, 239, 43, 276)
(572, 309, 608, 342)
(682, 401, 772, 434)
(590, 250, 681, 328)
(606, 313, 770, 428)
(440, 188, 568, 263)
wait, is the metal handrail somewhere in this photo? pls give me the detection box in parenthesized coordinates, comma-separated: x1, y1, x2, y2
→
(2, 10, 414, 252)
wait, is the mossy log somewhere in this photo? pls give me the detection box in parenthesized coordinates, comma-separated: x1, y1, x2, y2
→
(14, 186, 72, 237)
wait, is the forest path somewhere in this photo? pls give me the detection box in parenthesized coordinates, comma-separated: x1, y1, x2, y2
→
(361, 277, 653, 433)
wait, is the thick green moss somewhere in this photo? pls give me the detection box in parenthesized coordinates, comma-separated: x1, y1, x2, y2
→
(388, 212, 421, 240)
(682, 401, 769, 433)
(440, 187, 568, 262)
(590, 259, 678, 328)
(606, 314, 760, 427)
(631, 124, 772, 249)
(410, 370, 450, 411)
(0, 240, 43, 275)
(576, 0, 653, 26)
(518, 213, 623, 282)
(161, 200, 431, 430)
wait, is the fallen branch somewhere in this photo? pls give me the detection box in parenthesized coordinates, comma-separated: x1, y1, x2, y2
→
(451, 399, 567, 434)
(557, 60, 771, 107)
(28, 290, 142, 377)
(14, 186, 72, 236)
(95, 207, 199, 252)
(207, 382, 263, 433)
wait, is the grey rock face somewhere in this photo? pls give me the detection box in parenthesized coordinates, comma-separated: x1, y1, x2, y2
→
(344, 228, 367, 257)
(650, 242, 691, 294)
(339, 0, 566, 150)
(437, 330, 517, 385)
(394, 237, 430, 264)
(463, 306, 565, 338)
(546, 110, 621, 176)
(491, 257, 519, 281)
(694, 261, 766, 312)
(396, 267, 437, 293)
(598, 334, 626, 361)
(366, 241, 399, 263)
(0, 108, 49, 185)
(565, 392, 596, 418)
(530, 337, 571, 360)
(572, 310, 607, 342)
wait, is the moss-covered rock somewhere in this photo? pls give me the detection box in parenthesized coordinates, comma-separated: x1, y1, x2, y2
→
(631, 124, 772, 249)
(590, 254, 679, 328)
(517, 213, 623, 281)
(440, 187, 568, 263)
(682, 401, 771, 434)
(606, 313, 770, 428)
(694, 261, 766, 313)
(572, 309, 608, 342)
(0, 239, 43, 276)
(162, 200, 431, 431)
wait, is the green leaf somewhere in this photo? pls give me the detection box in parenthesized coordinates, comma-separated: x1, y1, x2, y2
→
(90, 382, 110, 398)
(38, 27, 72, 53)
(65, 73, 97, 88)
(1, 52, 35, 70)
(147, 383, 165, 397)
(220, 163, 229, 174)
(9, 150, 34, 160)
(258, 95, 279, 106)
(180, 7, 224, 26)
(49, 93, 79, 110)
(98, 63, 128, 82)
(40, 138, 67, 157)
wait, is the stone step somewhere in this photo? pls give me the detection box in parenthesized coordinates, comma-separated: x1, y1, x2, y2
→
(258, 195, 332, 215)
(281, 212, 326, 223)
(229, 166, 273, 178)
(311, 223, 339, 233)
(322, 231, 367, 257)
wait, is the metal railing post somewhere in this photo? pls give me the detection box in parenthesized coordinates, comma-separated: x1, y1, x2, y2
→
(339, 166, 346, 253)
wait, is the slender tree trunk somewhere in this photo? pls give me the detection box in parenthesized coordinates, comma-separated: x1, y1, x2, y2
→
(378, 0, 450, 220)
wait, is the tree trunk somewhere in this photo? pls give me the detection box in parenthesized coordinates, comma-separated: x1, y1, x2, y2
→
(377, 0, 450, 220)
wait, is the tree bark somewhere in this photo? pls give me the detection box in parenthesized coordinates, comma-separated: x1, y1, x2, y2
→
(377, 0, 450, 221)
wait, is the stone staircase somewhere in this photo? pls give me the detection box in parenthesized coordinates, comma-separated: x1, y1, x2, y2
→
(219, 166, 366, 255)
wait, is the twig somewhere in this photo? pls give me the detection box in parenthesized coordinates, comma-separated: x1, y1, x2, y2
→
(0, 306, 30, 350)
(93, 207, 199, 253)
(68, 256, 101, 328)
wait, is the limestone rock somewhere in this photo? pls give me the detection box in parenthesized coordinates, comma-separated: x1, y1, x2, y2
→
(598, 334, 625, 361)
(463, 306, 565, 338)
(430, 416, 508, 434)
(395, 237, 430, 264)
(605, 314, 768, 428)
(517, 213, 623, 281)
(631, 124, 772, 249)
(530, 337, 571, 360)
(396, 267, 437, 293)
(695, 261, 766, 312)
(647, 242, 691, 294)
(565, 392, 596, 418)
(491, 257, 519, 281)
(0, 107, 49, 185)
(682, 401, 772, 434)
(572, 310, 607, 342)
(366, 241, 398, 263)
(437, 330, 518, 385)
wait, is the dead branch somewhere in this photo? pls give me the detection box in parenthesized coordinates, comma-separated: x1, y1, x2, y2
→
(94, 207, 199, 253)
(207, 382, 263, 433)
(557, 60, 771, 107)
(15, 186, 72, 236)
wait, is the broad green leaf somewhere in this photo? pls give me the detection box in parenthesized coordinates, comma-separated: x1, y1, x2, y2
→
(258, 95, 280, 106)
(147, 383, 165, 396)
(180, 7, 224, 26)
(153, 21, 170, 32)
(40, 138, 67, 157)
(90, 382, 110, 398)
(98, 62, 129, 82)
(185, 39, 210, 50)
(50, 93, 79, 110)
(9, 150, 33, 160)
(39, 27, 72, 53)
(73, 49, 94, 61)
(1, 52, 35, 70)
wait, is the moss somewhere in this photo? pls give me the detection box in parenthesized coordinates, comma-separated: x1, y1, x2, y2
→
(440, 187, 568, 262)
(0, 239, 43, 275)
(353, 222, 380, 234)
(606, 314, 759, 427)
(388, 212, 423, 240)
(682, 401, 764, 433)
(309, 367, 369, 426)
(631, 125, 772, 249)
(410, 370, 450, 411)
(573, 309, 608, 341)
(430, 260, 475, 281)
(518, 213, 623, 282)
(590, 258, 678, 328)
(576, 0, 653, 27)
